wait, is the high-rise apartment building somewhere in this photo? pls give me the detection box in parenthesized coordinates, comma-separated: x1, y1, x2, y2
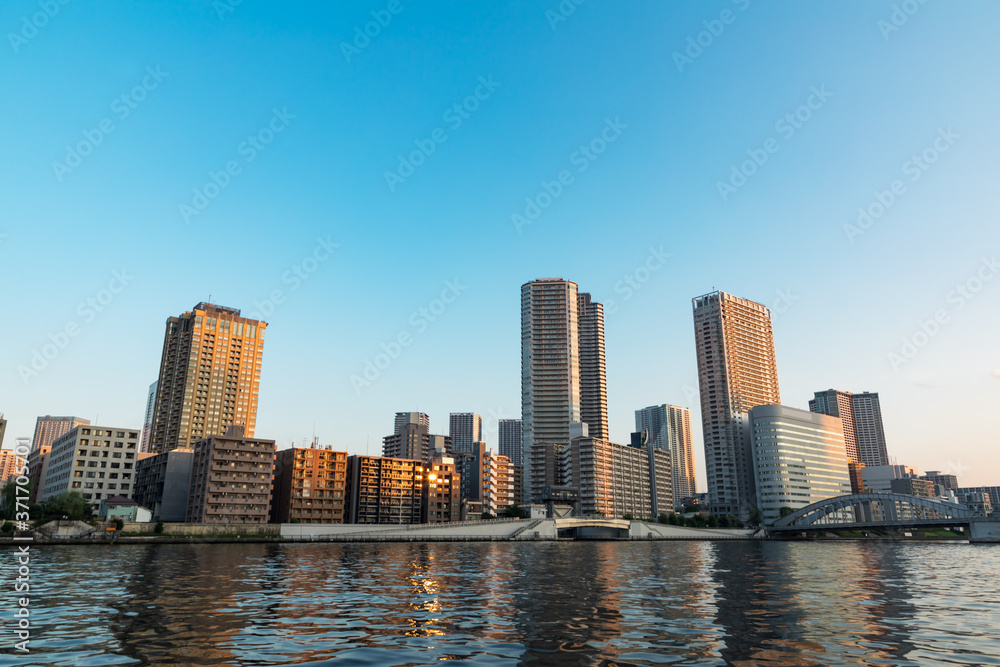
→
(185, 427, 275, 523)
(923, 471, 959, 490)
(635, 404, 697, 509)
(0, 448, 19, 482)
(346, 455, 424, 524)
(809, 389, 889, 469)
(149, 303, 266, 454)
(449, 413, 483, 454)
(522, 278, 581, 502)
(31, 416, 90, 453)
(851, 392, 889, 467)
(808, 389, 861, 463)
(577, 293, 608, 440)
(383, 412, 449, 462)
(271, 444, 348, 524)
(140, 381, 158, 453)
(498, 418, 523, 466)
(394, 412, 429, 433)
(749, 405, 852, 525)
(563, 437, 672, 519)
(0, 414, 6, 450)
(693, 291, 781, 519)
(39, 425, 140, 507)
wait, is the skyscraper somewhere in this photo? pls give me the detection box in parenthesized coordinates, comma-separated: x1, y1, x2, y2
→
(149, 302, 266, 454)
(577, 292, 609, 440)
(31, 415, 90, 453)
(635, 404, 697, 508)
(498, 418, 523, 465)
(449, 413, 483, 454)
(521, 278, 581, 503)
(809, 389, 889, 468)
(140, 380, 157, 453)
(851, 392, 889, 467)
(808, 389, 860, 463)
(692, 291, 780, 519)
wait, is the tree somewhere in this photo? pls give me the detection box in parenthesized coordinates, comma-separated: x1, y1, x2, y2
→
(35, 491, 94, 521)
(154, 522, 164, 534)
(1, 480, 32, 520)
(667, 513, 679, 526)
(623, 513, 634, 521)
(682, 504, 699, 513)
(657, 513, 669, 524)
(706, 514, 719, 528)
(779, 506, 796, 518)
(502, 505, 529, 519)
(748, 507, 763, 528)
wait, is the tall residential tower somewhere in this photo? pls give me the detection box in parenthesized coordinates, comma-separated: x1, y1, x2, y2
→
(149, 303, 266, 454)
(635, 404, 697, 507)
(577, 292, 608, 440)
(521, 279, 581, 503)
(692, 291, 780, 519)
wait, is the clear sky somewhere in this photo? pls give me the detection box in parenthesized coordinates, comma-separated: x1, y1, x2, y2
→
(2, 1, 998, 488)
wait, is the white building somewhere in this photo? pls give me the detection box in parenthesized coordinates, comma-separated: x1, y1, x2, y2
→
(40, 425, 141, 507)
(750, 405, 852, 525)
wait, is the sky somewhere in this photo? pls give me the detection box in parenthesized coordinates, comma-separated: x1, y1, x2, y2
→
(2, 1, 999, 488)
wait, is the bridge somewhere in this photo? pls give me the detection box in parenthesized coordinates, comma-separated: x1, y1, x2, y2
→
(770, 492, 978, 533)
(553, 517, 631, 539)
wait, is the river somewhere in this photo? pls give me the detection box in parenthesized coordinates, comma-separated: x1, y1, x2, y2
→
(2, 540, 998, 665)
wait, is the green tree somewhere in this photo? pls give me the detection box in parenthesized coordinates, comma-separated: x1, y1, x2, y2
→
(667, 513, 679, 525)
(682, 504, 699, 513)
(154, 522, 164, 534)
(1, 480, 32, 520)
(36, 491, 94, 521)
(748, 507, 763, 528)
(623, 513, 634, 521)
(779, 506, 796, 518)
(502, 505, 529, 519)
(706, 513, 719, 528)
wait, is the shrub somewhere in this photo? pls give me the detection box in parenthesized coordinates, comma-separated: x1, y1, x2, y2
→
(153, 522, 164, 534)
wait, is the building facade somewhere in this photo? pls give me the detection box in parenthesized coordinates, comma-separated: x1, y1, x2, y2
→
(133, 448, 194, 522)
(635, 404, 697, 508)
(482, 452, 515, 516)
(577, 292, 608, 440)
(271, 444, 348, 523)
(31, 416, 90, 454)
(498, 418, 523, 466)
(448, 413, 483, 455)
(862, 464, 919, 493)
(185, 427, 275, 523)
(749, 405, 852, 525)
(423, 456, 460, 523)
(26, 445, 51, 505)
(346, 455, 424, 524)
(563, 437, 671, 519)
(383, 412, 450, 462)
(149, 302, 266, 454)
(808, 389, 861, 464)
(851, 392, 890, 467)
(923, 470, 959, 490)
(521, 278, 581, 503)
(140, 380, 158, 453)
(39, 425, 140, 507)
(693, 291, 781, 519)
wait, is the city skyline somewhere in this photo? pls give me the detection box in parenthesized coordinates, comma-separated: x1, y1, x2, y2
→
(2, 2, 998, 488)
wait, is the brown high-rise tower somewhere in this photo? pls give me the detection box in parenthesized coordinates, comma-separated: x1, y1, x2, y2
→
(149, 302, 266, 453)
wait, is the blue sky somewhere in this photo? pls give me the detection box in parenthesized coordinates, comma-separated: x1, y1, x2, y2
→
(2, 1, 999, 487)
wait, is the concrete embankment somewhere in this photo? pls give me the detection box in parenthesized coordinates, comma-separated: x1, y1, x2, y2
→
(4, 519, 757, 544)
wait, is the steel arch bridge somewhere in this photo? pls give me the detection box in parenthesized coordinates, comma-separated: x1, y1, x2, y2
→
(770, 493, 975, 531)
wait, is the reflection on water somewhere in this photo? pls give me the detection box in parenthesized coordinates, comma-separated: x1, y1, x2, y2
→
(1, 541, 998, 666)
